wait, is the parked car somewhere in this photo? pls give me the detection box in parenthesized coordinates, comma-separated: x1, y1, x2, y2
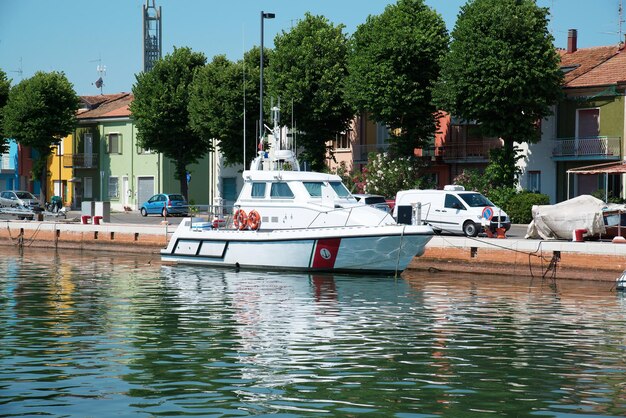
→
(0, 190, 42, 211)
(352, 193, 392, 214)
(140, 193, 188, 217)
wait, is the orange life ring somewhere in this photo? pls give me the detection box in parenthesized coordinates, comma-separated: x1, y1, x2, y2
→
(233, 209, 248, 231)
(247, 210, 261, 231)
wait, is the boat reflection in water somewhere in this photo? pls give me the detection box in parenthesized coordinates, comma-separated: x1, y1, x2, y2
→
(1, 250, 625, 417)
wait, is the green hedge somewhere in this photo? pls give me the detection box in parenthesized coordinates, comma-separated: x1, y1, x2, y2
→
(502, 192, 550, 224)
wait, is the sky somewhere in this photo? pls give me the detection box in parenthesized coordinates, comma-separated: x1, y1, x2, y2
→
(0, 0, 624, 96)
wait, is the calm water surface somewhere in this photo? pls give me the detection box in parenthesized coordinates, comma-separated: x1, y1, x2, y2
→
(0, 249, 625, 417)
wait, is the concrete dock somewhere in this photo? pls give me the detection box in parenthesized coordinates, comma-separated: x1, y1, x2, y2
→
(1, 217, 624, 282)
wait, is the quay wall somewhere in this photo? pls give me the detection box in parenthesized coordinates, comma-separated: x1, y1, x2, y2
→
(2, 220, 625, 282)
(408, 235, 626, 282)
(0, 220, 168, 254)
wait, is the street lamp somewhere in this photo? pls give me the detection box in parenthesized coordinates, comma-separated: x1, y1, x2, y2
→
(259, 10, 275, 151)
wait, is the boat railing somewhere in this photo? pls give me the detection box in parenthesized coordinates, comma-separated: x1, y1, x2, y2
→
(184, 204, 237, 230)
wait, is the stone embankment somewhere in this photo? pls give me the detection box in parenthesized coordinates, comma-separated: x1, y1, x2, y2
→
(0, 219, 169, 254)
(408, 235, 626, 282)
(2, 219, 625, 282)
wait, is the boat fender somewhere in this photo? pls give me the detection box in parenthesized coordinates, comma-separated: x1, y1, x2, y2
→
(248, 210, 261, 231)
(233, 209, 248, 231)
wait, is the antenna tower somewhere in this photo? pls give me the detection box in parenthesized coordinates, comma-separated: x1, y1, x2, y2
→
(11, 57, 23, 80)
(143, 0, 162, 72)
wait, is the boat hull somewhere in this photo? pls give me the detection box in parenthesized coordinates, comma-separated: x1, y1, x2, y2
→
(161, 223, 433, 274)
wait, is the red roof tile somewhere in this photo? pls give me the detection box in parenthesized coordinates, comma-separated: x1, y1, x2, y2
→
(559, 45, 626, 88)
(78, 93, 133, 120)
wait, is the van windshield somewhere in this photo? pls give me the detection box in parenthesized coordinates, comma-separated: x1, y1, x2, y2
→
(459, 193, 494, 207)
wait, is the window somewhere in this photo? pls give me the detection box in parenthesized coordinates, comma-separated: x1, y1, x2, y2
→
(329, 181, 350, 197)
(107, 133, 121, 154)
(444, 194, 465, 210)
(251, 182, 266, 198)
(270, 182, 294, 198)
(333, 131, 350, 150)
(303, 182, 323, 197)
(577, 108, 600, 138)
(459, 193, 493, 208)
(84, 177, 93, 199)
(108, 177, 119, 199)
(528, 171, 541, 193)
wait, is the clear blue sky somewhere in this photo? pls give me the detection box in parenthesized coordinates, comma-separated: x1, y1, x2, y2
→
(0, 0, 623, 96)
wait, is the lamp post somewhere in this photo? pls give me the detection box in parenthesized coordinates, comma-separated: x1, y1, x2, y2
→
(259, 10, 275, 151)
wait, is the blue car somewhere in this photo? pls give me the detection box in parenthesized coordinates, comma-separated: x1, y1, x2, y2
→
(140, 193, 188, 217)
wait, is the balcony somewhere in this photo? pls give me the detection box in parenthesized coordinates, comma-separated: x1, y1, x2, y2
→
(63, 153, 98, 168)
(434, 141, 502, 162)
(552, 137, 621, 161)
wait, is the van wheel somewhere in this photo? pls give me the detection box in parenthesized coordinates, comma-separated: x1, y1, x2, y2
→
(463, 221, 479, 237)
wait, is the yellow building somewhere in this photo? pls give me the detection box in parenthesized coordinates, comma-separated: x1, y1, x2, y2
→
(47, 134, 74, 208)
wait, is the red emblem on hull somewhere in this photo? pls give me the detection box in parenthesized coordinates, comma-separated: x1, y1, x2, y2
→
(311, 238, 341, 269)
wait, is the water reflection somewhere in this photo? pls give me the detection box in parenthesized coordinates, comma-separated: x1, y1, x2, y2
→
(0, 248, 625, 417)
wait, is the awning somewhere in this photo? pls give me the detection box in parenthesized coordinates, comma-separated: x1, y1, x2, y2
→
(567, 161, 626, 175)
(566, 160, 626, 202)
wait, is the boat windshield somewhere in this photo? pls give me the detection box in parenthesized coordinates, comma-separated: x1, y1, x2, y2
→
(303, 182, 323, 197)
(329, 181, 351, 198)
(459, 192, 494, 207)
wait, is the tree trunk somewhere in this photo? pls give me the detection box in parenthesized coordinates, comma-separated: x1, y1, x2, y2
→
(39, 155, 48, 205)
(178, 164, 188, 202)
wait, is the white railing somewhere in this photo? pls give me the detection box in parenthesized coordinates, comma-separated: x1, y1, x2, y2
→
(552, 136, 621, 158)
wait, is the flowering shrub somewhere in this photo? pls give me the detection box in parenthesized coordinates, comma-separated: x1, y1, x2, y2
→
(363, 152, 430, 198)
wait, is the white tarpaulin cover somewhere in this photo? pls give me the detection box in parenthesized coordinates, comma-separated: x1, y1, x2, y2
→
(525, 195, 611, 240)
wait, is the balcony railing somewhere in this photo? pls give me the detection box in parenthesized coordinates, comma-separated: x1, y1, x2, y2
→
(552, 137, 621, 159)
(431, 141, 502, 161)
(63, 153, 98, 168)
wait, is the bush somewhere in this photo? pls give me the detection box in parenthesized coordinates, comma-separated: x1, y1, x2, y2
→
(503, 191, 550, 224)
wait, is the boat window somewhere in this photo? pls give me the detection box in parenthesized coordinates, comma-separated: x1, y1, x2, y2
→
(459, 193, 494, 208)
(329, 181, 350, 197)
(303, 182, 323, 197)
(270, 182, 295, 199)
(251, 182, 266, 198)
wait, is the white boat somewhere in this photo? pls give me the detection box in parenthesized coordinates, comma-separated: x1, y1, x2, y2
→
(161, 108, 433, 274)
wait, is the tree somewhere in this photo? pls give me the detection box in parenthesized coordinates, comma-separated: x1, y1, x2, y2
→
(189, 48, 264, 167)
(131, 47, 208, 200)
(345, 0, 449, 156)
(267, 13, 354, 170)
(435, 0, 563, 188)
(3, 71, 79, 199)
(0, 69, 10, 154)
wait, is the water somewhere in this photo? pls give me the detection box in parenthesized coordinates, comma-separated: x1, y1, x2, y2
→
(1, 249, 625, 417)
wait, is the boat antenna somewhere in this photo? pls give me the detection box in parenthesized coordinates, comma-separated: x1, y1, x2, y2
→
(242, 24, 246, 166)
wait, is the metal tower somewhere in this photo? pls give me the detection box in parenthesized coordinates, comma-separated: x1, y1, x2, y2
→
(143, 0, 162, 72)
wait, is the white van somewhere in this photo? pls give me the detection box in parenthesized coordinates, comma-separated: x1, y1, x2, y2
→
(393, 185, 510, 237)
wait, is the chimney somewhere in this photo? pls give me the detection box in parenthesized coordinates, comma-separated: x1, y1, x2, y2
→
(567, 29, 578, 53)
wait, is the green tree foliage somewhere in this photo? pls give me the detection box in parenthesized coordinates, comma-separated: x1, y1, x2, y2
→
(131, 47, 208, 200)
(435, 0, 563, 188)
(189, 48, 264, 168)
(0, 69, 10, 153)
(267, 13, 354, 170)
(345, 0, 449, 156)
(3, 71, 79, 199)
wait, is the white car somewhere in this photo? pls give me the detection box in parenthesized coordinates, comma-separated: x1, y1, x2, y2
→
(0, 190, 42, 211)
